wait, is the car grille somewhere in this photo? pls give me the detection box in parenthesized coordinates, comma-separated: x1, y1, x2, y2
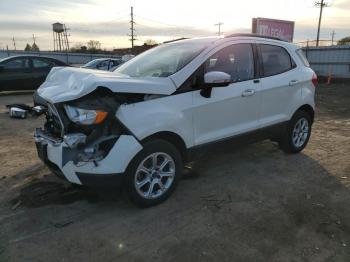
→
(47, 103, 64, 137)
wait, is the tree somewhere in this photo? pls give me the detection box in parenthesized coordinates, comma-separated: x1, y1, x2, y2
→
(87, 40, 101, 52)
(144, 39, 158, 46)
(70, 43, 87, 53)
(31, 43, 40, 51)
(24, 43, 31, 51)
(80, 46, 88, 52)
(337, 36, 350, 45)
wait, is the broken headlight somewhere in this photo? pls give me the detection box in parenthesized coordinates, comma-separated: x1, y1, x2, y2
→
(64, 105, 108, 125)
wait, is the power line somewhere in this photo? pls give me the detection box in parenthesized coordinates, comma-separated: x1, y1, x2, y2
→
(214, 22, 224, 36)
(135, 15, 179, 28)
(315, 0, 329, 47)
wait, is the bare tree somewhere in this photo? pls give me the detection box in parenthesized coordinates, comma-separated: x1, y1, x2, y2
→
(144, 39, 158, 46)
(31, 43, 40, 51)
(338, 36, 350, 45)
(87, 40, 101, 52)
(24, 43, 31, 51)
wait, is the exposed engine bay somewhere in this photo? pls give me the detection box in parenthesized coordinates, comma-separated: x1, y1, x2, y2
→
(36, 87, 163, 167)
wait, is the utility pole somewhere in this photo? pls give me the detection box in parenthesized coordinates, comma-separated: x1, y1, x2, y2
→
(315, 0, 328, 47)
(32, 34, 36, 44)
(214, 22, 224, 36)
(12, 37, 16, 50)
(129, 6, 137, 50)
(331, 30, 335, 46)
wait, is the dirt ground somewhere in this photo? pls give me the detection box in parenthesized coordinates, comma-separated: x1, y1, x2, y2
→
(0, 84, 349, 262)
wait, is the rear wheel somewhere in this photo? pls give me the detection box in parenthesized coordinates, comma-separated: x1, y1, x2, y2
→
(279, 110, 312, 154)
(124, 139, 183, 207)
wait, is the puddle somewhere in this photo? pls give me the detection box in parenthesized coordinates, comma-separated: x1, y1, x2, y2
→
(11, 181, 100, 208)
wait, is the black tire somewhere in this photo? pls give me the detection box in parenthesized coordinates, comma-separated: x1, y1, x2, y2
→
(124, 139, 183, 207)
(278, 110, 312, 154)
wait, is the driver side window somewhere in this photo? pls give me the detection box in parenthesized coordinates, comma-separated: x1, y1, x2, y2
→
(205, 44, 254, 83)
(3, 58, 30, 71)
(98, 60, 109, 68)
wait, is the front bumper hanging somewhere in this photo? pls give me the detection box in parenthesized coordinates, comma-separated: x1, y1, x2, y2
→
(34, 128, 143, 187)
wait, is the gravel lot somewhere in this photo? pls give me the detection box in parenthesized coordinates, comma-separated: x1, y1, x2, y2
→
(0, 84, 349, 262)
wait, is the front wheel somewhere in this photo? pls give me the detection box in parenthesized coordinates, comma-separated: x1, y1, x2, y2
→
(124, 139, 183, 207)
(279, 110, 312, 154)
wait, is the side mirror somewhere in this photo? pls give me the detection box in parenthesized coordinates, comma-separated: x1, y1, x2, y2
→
(204, 71, 231, 87)
(201, 71, 231, 98)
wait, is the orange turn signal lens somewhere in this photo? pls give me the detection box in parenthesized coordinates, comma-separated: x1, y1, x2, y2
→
(94, 111, 108, 124)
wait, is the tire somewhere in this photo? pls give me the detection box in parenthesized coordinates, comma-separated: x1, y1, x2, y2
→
(278, 110, 312, 154)
(124, 139, 183, 207)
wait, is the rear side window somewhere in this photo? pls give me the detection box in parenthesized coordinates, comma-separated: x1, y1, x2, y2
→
(33, 59, 52, 69)
(259, 44, 295, 77)
(296, 49, 310, 67)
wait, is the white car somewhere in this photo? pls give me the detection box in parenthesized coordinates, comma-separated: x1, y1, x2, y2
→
(81, 58, 123, 71)
(35, 34, 316, 207)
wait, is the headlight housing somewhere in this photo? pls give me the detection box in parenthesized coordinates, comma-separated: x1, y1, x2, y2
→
(64, 105, 108, 125)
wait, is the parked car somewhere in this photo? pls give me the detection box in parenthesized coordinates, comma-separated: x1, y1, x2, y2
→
(0, 56, 67, 91)
(81, 58, 123, 71)
(34, 34, 316, 207)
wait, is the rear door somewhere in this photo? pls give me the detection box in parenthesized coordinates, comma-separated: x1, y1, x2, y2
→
(257, 43, 300, 127)
(0, 58, 32, 91)
(192, 43, 262, 145)
(31, 58, 54, 89)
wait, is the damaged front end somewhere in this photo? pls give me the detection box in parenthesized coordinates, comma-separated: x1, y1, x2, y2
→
(34, 88, 144, 186)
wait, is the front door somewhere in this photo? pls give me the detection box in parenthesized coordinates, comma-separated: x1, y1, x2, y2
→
(0, 58, 32, 91)
(192, 43, 262, 146)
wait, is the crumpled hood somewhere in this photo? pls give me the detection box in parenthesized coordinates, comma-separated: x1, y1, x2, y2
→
(37, 67, 177, 103)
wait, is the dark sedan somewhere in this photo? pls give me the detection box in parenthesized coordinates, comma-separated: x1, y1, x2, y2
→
(0, 56, 67, 91)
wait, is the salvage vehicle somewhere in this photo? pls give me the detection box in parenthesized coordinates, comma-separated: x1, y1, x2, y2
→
(0, 56, 67, 91)
(34, 34, 316, 207)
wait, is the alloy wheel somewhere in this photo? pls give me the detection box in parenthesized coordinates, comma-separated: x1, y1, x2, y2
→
(134, 152, 175, 199)
(292, 117, 309, 148)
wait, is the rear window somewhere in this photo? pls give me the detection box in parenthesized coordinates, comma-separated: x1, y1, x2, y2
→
(260, 44, 295, 77)
(296, 49, 310, 67)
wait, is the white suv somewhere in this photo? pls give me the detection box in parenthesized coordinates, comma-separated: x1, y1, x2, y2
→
(35, 34, 316, 206)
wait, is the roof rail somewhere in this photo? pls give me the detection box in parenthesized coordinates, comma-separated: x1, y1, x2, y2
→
(225, 33, 286, 42)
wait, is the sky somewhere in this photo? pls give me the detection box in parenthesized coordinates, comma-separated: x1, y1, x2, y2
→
(0, 0, 349, 50)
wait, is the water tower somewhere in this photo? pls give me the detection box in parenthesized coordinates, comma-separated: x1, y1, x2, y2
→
(52, 22, 69, 52)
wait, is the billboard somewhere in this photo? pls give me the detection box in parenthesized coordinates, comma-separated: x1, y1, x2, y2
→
(252, 18, 295, 42)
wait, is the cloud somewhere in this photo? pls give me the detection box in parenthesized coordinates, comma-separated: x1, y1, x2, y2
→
(0, 17, 213, 50)
(0, 0, 349, 50)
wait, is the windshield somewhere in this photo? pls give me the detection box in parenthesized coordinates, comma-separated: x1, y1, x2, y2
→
(115, 39, 214, 77)
(83, 59, 104, 68)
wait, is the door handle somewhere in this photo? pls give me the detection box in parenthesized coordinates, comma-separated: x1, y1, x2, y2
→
(289, 80, 299, 86)
(242, 89, 255, 97)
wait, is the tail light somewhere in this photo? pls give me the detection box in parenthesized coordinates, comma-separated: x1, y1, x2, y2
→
(312, 73, 318, 87)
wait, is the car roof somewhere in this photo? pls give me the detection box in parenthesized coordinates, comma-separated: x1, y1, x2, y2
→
(91, 58, 118, 61)
(167, 34, 297, 49)
(225, 33, 287, 42)
(0, 55, 67, 64)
